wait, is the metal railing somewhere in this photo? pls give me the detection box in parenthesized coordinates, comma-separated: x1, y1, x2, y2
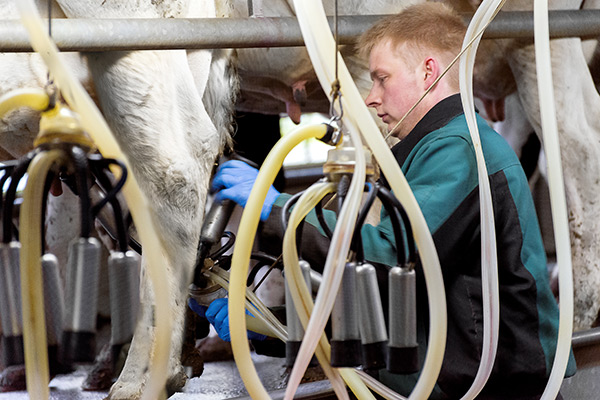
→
(0, 10, 599, 52)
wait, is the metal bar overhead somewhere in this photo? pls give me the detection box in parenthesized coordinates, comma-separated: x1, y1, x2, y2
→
(0, 10, 599, 52)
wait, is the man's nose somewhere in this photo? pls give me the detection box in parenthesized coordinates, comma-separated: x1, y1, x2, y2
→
(365, 90, 379, 108)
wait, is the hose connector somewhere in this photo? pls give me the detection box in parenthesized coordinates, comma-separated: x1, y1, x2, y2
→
(35, 103, 96, 152)
(322, 139, 375, 182)
(188, 280, 227, 307)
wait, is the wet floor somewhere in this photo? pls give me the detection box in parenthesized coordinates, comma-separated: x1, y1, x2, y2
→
(0, 352, 333, 400)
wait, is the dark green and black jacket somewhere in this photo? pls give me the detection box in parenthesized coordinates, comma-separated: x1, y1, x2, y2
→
(260, 94, 576, 399)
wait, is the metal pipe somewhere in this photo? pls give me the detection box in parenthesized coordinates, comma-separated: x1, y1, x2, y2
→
(572, 326, 600, 349)
(1, 10, 600, 52)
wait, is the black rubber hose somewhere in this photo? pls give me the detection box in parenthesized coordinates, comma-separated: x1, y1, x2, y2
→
(89, 158, 129, 253)
(281, 190, 307, 255)
(314, 198, 334, 239)
(88, 156, 128, 213)
(246, 252, 283, 289)
(377, 184, 416, 265)
(68, 146, 92, 239)
(0, 164, 16, 214)
(208, 231, 236, 260)
(351, 182, 379, 264)
(280, 190, 304, 232)
(2, 154, 34, 243)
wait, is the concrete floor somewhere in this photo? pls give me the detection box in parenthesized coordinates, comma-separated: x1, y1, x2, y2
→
(0, 345, 595, 400)
(0, 353, 334, 400)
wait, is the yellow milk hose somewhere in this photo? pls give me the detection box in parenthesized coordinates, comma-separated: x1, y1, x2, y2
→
(0, 88, 49, 117)
(283, 181, 375, 400)
(285, 119, 367, 399)
(16, 3, 172, 399)
(457, 0, 506, 398)
(293, 1, 446, 398)
(20, 149, 65, 400)
(228, 124, 329, 399)
(533, 1, 574, 399)
(283, 181, 349, 400)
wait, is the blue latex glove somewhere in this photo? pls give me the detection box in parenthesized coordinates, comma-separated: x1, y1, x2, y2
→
(188, 297, 267, 342)
(211, 159, 280, 221)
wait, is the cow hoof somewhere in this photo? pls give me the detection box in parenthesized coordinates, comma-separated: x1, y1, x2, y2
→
(181, 347, 204, 378)
(82, 343, 116, 391)
(166, 367, 188, 397)
(0, 365, 26, 392)
(197, 335, 233, 362)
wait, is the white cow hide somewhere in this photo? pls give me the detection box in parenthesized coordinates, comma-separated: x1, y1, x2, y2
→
(0, 0, 234, 398)
(481, 0, 600, 330)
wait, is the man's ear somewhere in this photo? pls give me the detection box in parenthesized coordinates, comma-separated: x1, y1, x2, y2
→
(423, 57, 440, 90)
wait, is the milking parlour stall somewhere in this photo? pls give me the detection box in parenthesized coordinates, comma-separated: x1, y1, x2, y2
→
(1, 0, 600, 399)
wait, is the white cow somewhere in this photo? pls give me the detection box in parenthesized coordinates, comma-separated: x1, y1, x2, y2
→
(469, 0, 600, 330)
(0, 0, 235, 398)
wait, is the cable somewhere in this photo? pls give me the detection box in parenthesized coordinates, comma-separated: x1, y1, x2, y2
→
(281, 191, 304, 231)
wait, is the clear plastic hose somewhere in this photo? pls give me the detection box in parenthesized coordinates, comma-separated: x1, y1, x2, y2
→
(283, 180, 377, 400)
(283, 181, 351, 400)
(204, 268, 287, 341)
(293, 1, 447, 399)
(533, 1, 574, 398)
(228, 124, 329, 400)
(16, 3, 172, 400)
(457, 0, 506, 398)
(20, 149, 66, 400)
(285, 119, 367, 399)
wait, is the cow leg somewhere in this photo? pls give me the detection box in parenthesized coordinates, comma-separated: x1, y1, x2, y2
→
(84, 49, 221, 399)
(508, 37, 600, 331)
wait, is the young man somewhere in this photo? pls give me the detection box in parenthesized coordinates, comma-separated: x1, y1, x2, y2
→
(195, 3, 576, 398)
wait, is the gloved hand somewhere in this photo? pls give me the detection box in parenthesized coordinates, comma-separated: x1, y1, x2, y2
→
(188, 297, 267, 342)
(211, 159, 280, 221)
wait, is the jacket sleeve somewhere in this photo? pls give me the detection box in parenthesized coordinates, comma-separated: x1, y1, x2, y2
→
(258, 134, 478, 271)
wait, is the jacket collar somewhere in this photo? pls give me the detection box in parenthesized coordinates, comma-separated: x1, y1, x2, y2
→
(390, 93, 464, 167)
